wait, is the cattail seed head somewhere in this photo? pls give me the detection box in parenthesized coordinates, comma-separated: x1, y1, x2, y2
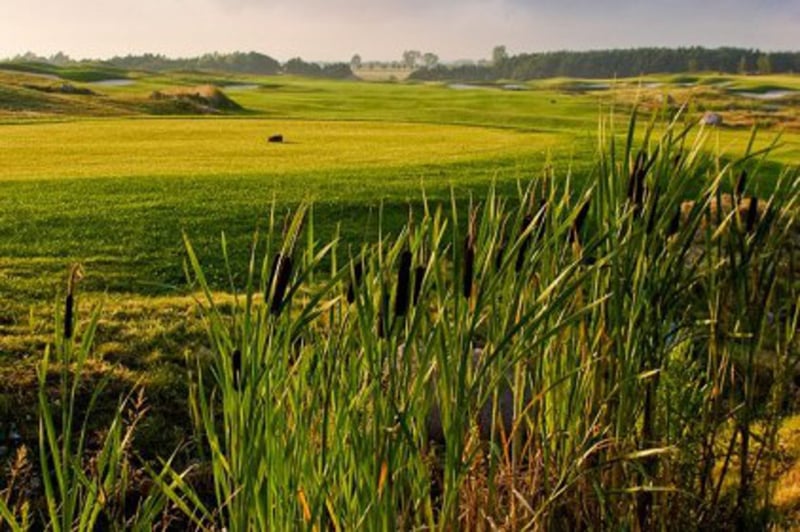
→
(735, 170, 747, 198)
(462, 237, 475, 299)
(394, 250, 412, 317)
(667, 206, 681, 238)
(494, 241, 506, 271)
(378, 292, 390, 338)
(63, 264, 81, 340)
(64, 293, 74, 340)
(269, 254, 293, 315)
(745, 196, 759, 233)
(515, 215, 533, 272)
(232, 349, 242, 389)
(570, 200, 591, 244)
(628, 150, 647, 214)
(346, 261, 364, 304)
(413, 265, 425, 304)
(645, 186, 661, 235)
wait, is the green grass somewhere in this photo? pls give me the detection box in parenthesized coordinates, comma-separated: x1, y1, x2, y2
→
(0, 72, 797, 318)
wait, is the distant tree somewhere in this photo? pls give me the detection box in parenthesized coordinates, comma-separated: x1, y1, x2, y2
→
(687, 58, 699, 72)
(492, 45, 508, 65)
(756, 54, 772, 74)
(738, 55, 748, 74)
(402, 50, 422, 69)
(422, 52, 439, 69)
(48, 51, 72, 66)
(284, 57, 322, 76)
(350, 54, 362, 70)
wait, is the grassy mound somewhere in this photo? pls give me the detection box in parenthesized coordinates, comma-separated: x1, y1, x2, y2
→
(148, 85, 242, 114)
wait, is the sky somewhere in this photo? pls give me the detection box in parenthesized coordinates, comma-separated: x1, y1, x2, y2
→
(1, 0, 798, 62)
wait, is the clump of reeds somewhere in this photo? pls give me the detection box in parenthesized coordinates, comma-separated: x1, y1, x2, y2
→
(156, 110, 799, 531)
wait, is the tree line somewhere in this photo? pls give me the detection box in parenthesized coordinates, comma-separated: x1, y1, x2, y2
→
(6, 51, 354, 79)
(410, 46, 800, 81)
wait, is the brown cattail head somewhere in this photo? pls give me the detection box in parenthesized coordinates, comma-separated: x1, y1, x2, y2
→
(232, 349, 242, 390)
(394, 250, 412, 317)
(346, 261, 364, 304)
(495, 241, 506, 271)
(667, 206, 681, 238)
(462, 236, 475, 299)
(515, 214, 534, 272)
(570, 199, 591, 244)
(745, 196, 759, 233)
(735, 170, 747, 198)
(413, 265, 425, 304)
(628, 150, 647, 214)
(463, 207, 479, 297)
(63, 264, 82, 340)
(378, 292, 390, 338)
(269, 254, 293, 315)
(64, 294, 74, 340)
(645, 186, 661, 235)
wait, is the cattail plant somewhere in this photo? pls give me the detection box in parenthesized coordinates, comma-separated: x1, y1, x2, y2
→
(161, 111, 798, 532)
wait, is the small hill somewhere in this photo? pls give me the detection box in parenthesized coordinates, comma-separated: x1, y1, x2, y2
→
(148, 85, 242, 114)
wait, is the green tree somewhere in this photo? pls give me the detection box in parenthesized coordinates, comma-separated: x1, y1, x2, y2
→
(402, 50, 422, 69)
(756, 54, 772, 74)
(422, 52, 439, 69)
(350, 54, 362, 70)
(492, 45, 508, 65)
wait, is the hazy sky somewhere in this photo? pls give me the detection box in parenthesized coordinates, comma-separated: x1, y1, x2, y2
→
(2, 0, 798, 62)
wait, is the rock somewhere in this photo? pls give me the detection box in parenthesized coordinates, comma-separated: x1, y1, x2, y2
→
(701, 112, 723, 126)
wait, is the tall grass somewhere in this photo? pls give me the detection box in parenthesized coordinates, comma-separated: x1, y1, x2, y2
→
(1, 110, 797, 530)
(163, 111, 798, 529)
